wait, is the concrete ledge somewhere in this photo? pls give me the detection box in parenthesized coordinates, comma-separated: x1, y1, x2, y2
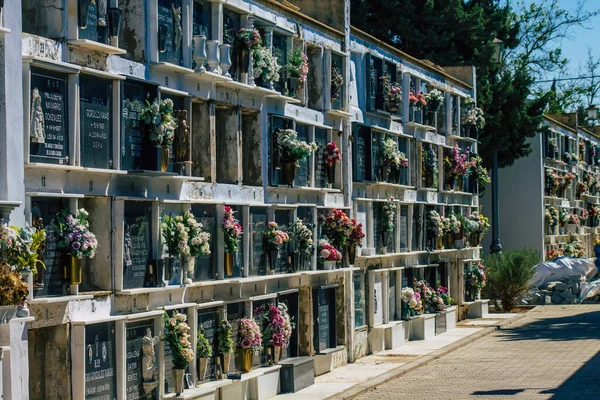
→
(168, 379, 232, 399)
(367, 326, 386, 354)
(409, 314, 436, 340)
(445, 306, 457, 330)
(467, 300, 489, 319)
(220, 365, 281, 400)
(327, 313, 528, 400)
(384, 321, 405, 350)
(314, 346, 347, 376)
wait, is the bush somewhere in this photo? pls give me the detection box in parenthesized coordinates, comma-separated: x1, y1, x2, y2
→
(484, 249, 539, 311)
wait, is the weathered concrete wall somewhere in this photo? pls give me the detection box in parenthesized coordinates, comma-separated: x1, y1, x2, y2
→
(241, 111, 262, 186)
(121, 0, 147, 62)
(215, 106, 239, 184)
(80, 197, 112, 292)
(192, 102, 213, 181)
(21, 0, 64, 39)
(289, 0, 346, 33)
(298, 286, 313, 356)
(28, 325, 71, 400)
(307, 46, 323, 111)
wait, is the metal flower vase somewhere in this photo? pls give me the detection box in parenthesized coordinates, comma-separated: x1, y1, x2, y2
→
(240, 349, 254, 372)
(224, 252, 234, 277)
(197, 358, 208, 382)
(193, 35, 207, 72)
(172, 368, 185, 395)
(68, 254, 82, 285)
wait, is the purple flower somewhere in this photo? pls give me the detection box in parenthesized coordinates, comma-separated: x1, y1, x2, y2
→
(71, 241, 81, 250)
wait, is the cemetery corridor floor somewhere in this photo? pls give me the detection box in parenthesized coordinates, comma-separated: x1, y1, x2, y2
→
(356, 305, 600, 400)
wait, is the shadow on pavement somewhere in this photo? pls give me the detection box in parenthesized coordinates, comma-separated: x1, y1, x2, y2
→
(496, 309, 600, 342)
(542, 351, 600, 399)
(471, 389, 526, 396)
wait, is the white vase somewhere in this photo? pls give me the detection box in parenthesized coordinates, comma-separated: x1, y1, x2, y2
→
(193, 35, 207, 73)
(206, 40, 220, 73)
(219, 44, 232, 78)
(322, 261, 336, 270)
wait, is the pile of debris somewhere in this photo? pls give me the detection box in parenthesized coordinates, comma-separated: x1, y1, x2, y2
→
(528, 275, 581, 305)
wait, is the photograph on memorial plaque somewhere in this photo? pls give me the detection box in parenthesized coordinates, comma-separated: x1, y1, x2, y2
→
(31, 197, 69, 297)
(249, 208, 267, 276)
(126, 320, 159, 399)
(80, 75, 112, 169)
(158, 0, 183, 65)
(30, 70, 68, 164)
(121, 81, 156, 171)
(197, 307, 218, 380)
(163, 309, 189, 394)
(123, 202, 153, 289)
(190, 205, 216, 281)
(78, 0, 108, 44)
(85, 322, 117, 400)
(314, 128, 327, 188)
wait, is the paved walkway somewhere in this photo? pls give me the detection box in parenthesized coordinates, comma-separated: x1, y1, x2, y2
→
(355, 305, 600, 400)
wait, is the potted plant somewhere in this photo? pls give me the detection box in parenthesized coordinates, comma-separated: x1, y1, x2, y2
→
(287, 218, 313, 271)
(285, 48, 308, 97)
(425, 89, 444, 113)
(140, 98, 177, 172)
(324, 142, 341, 188)
(347, 219, 365, 265)
(275, 128, 318, 186)
(236, 318, 262, 372)
(0, 263, 29, 319)
(2, 224, 46, 285)
(379, 199, 395, 254)
(427, 210, 444, 250)
(253, 46, 281, 89)
(55, 208, 98, 286)
(196, 328, 213, 383)
(221, 206, 242, 277)
(400, 287, 422, 320)
(255, 303, 294, 364)
(331, 62, 344, 102)
(216, 320, 233, 377)
(182, 212, 211, 284)
(162, 310, 194, 395)
(380, 73, 402, 113)
(318, 239, 341, 270)
(265, 222, 289, 273)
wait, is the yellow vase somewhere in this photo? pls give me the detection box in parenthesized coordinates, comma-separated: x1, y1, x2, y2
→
(68, 255, 82, 285)
(224, 252, 234, 277)
(240, 349, 253, 372)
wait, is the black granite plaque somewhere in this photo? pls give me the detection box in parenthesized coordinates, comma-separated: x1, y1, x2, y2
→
(125, 320, 156, 400)
(191, 204, 216, 281)
(353, 125, 370, 181)
(400, 206, 408, 252)
(31, 197, 68, 297)
(373, 205, 381, 251)
(197, 307, 218, 380)
(295, 125, 309, 187)
(85, 322, 117, 400)
(250, 208, 267, 276)
(121, 81, 155, 171)
(278, 293, 299, 360)
(313, 287, 336, 353)
(331, 53, 343, 110)
(275, 210, 291, 273)
(389, 271, 398, 321)
(353, 272, 365, 327)
(269, 116, 294, 186)
(80, 75, 112, 169)
(78, 1, 107, 44)
(158, 0, 183, 65)
(123, 202, 152, 289)
(314, 128, 327, 188)
(371, 131, 381, 180)
(30, 71, 68, 164)
(272, 33, 287, 92)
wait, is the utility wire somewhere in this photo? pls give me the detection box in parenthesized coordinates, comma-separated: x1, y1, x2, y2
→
(537, 75, 600, 83)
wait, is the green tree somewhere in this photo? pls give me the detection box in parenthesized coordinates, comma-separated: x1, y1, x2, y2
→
(351, 0, 599, 168)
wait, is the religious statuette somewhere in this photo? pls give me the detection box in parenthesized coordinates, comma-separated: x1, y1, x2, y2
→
(172, 4, 183, 50)
(97, 0, 107, 26)
(141, 327, 160, 394)
(30, 88, 46, 144)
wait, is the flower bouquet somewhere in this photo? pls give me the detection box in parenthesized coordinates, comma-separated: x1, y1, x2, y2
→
(437, 286, 454, 306)
(382, 134, 402, 181)
(425, 89, 444, 112)
(181, 212, 211, 283)
(196, 328, 212, 381)
(467, 264, 486, 300)
(233, 28, 262, 52)
(276, 128, 318, 186)
(288, 218, 313, 271)
(347, 219, 365, 264)
(427, 210, 444, 249)
(253, 46, 281, 87)
(322, 209, 353, 249)
(255, 303, 294, 363)
(445, 143, 468, 191)
(216, 320, 233, 375)
(380, 73, 402, 112)
(2, 223, 46, 275)
(545, 206, 559, 235)
(318, 239, 342, 270)
(548, 137, 558, 157)
(265, 222, 289, 272)
(324, 142, 341, 187)
(463, 107, 485, 129)
(401, 287, 422, 319)
(422, 144, 438, 188)
(236, 318, 262, 372)
(221, 206, 242, 276)
(379, 199, 395, 253)
(140, 98, 177, 171)
(162, 310, 194, 394)
(55, 208, 98, 286)
(285, 48, 308, 97)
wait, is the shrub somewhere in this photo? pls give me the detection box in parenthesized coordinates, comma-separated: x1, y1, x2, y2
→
(484, 249, 539, 311)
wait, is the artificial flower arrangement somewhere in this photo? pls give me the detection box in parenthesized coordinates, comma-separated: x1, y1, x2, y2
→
(55, 208, 98, 259)
(437, 286, 455, 306)
(548, 137, 558, 155)
(380, 198, 396, 234)
(590, 204, 600, 223)
(236, 318, 262, 350)
(233, 28, 262, 51)
(427, 210, 444, 238)
(583, 172, 597, 195)
(568, 213, 580, 225)
(1, 224, 46, 274)
(380, 73, 402, 111)
(576, 181, 588, 198)
(255, 303, 294, 348)
(445, 143, 469, 180)
(560, 172, 576, 193)
(322, 209, 353, 248)
(253, 46, 281, 83)
(324, 142, 342, 166)
(468, 263, 486, 291)
(162, 310, 195, 369)
(382, 134, 403, 174)
(580, 209, 589, 223)
(348, 219, 365, 248)
(467, 155, 490, 194)
(401, 287, 422, 317)
(545, 168, 561, 194)
(0, 263, 29, 306)
(579, 140, 586, 157)
(196, 328, 213, 359)
(414, 280, 435, 311)
(222, 206, 243, 254)
(265, 222, 290, 251)
(183, 212, 211, 257)
(463, 107, 485, 129)
(216, 320, 234, 355)
(277, 128, 318, 164)
(546, 248, 562, 261)
(286, 48, 309, 83)
(140, 98, 177, 147)
(559, 209, 570, 227)
(331, 63, 344, 101)
(545, 206, 559, 227)
(288, 218, 314, 255)
(425, 89, 444, 112)
(423, 144, 439, 182)
(318, 239, 342, 262)
(564, 152, 578, 165)
(563, 239, 585, 258)
(446, 214, 462, 235)
(409, 91, 427, 109)
(161, 213, 211, 257)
